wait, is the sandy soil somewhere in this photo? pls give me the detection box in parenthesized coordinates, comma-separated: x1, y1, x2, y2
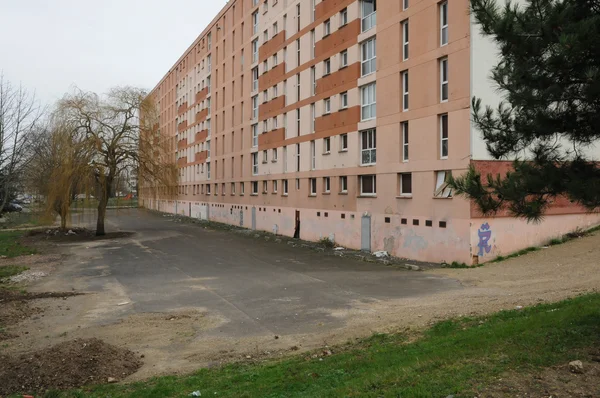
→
(1, 230, 599, 383)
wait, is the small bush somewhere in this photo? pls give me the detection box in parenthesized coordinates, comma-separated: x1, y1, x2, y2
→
(318, 237, 335, 248)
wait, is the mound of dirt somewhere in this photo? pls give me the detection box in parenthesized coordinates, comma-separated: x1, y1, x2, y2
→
(0, 338, 143, 395)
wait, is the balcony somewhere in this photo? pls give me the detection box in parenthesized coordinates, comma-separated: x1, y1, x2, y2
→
(316, 62, 360, 96)
(195, 129, 208, 143)
(258, 96, 285, 119)
(259, 63, 286, 92)
(315, 19, 360, 59)
(259, 31, 286, 62)
(315, 106, 361, 135)
(195, 87, 209, 103)
(177, 138, 188, 150)
(195, 151, 208, 163)
(258, 128, 285, 150)
(196, 108, 209, 123)
(177, 102, 188, 115)
(177, 120, 188, 132)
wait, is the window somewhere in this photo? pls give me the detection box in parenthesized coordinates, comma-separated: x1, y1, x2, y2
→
(402, 20, 409, 60)
(263, 180, 268, 194)
(206, 184, 211, 195)
(296, 3, 301, 32)
(324, 97, 331, 114)
(251, 67, 258, 91)
(221, 183, 226, 196)
(296, 143, 301, 171)
(272, 148, 278, 161)
(207, 162, 211, 179)
(262, 150, 268, 163)
(263, 30, 268, 43)
(296, 39, 301, 67)
(296, 73, 301, 101)
(283, 146, 287, 172)
(340, 91, 348, 108)
(324, 58, 331, 75)
(339, 176, 348, 193)
(402, 121, 409, 161)
(360, 129, 376, 165)
(399, 173, 412, 196)
(323, 177, 331, 193)
(252, 181, 259, 194)
(340, 8, 348, 26)
(310, 140, 316, 169)
(361, 83, 376, 120)
(252, 124, 258, 147)
(440, 114, 449, 158)
(273, 180, 278, 193)
(340, 133, 348, 151)
(403, 0, 409, 10)
(273, 22, 278, 36)
(360, 175, 376, 195)
(361, 0, 377, 32)
(361, 38, 376, 76)
(273, 84, 278, 98)
(263, 89, 268, 103)
(283, 179, 289, 194)
(311, 29, 315, 59)
(310, 178, 317, 195)
(324, 19, 331, 36)
(241, 182, 245, 195)
(311, 66, 316, 95)
(252, 95, 258, 119)
(434, 170, 453, 198)
(324, 137, 331, 153)
(231, 183, 236, 194)
(440, 2, 448, 46)
(340, 50, 348, 68)
(252, 152, 258, 175)
(402, 71, 409, 111)
(252, 39, 258, 63)
(440, 58, 448, 102)
(252, 11, 259, 35)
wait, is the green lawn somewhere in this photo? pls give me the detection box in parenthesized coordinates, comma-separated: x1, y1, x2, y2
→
(0, 265, 28, 279)
(0, 231, 36, 258)
(45, 293, 599, 398)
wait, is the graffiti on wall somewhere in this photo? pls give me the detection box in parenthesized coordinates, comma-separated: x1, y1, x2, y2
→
(477, 222, 492, 256)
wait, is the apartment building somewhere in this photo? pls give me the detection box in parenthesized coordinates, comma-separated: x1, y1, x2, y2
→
(141, 0, 600, 265)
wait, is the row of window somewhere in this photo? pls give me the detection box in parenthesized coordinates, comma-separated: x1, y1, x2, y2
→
(177, 170, 452, 199)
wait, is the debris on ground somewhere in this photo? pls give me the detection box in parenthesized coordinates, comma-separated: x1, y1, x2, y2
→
(189, 391, 202, 397)
(0, 338, 142, 395)
(334, 247, 345, 251)
(374, 251, 389, 258)
(8, 270, 48, 283)
(569, 359, 584, 374)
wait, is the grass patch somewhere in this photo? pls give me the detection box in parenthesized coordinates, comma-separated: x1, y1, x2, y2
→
(0, 265, 28, 280)
(41, 294, 600, 398)
(0, 231, 36, 258)
(71, 198, 138, 209)
(318, 237, 335, 248)
(491, 246, 540, 263)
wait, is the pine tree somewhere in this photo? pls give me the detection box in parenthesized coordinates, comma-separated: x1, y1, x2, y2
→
(450, 0, 600, 221)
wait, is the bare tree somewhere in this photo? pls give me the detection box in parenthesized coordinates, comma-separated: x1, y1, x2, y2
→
(58, 87, 176, 235)
(0, 74, 43, 211)
(27, 116, 93, 229)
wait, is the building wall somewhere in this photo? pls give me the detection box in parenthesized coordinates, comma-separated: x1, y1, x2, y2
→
(142, 0, 478, 264)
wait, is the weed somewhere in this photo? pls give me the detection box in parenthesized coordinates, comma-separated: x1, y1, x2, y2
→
(318, 237, 335, 248)
(0, 265, 28, 280)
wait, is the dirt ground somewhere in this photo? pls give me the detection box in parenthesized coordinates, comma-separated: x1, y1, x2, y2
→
(478, 358, 600, 397)
(1, 222, 599, 394)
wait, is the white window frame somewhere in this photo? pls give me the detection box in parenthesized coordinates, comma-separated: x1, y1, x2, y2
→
(403, 0, 409, 10)
(340, 8, 348, 26)
(252, 95, 258, 120)
(324, 19, 331, 36)
(283, 179, 288, 195)
(340, 50, 348, 68)
(340, 133, 348, 151)
(360, 128, 376, 165)
(252, 39, 258, 63)
(252, 11, 259, 35)
(402, 20, 409, 61)
(440, 113, 449, 159)
(360, 83, 376, 121)
(324, 58, 331, 75)
(440, 58, 449, 102)
(434, 170, 453, 198)
(440, 2, 448, 46)
(273, 180, 278, 193)
(361, 0, 377, 32)
(323, 177, 331, 193)
(252, 124, 258, 147)
(402, 121, 409, 162)
(310, 140, 316, 170)
(400, 173, 412, 196)
(324, 97, 331, 114)
(402, 71, 409, 111)
(252, 181, 259, 194)
(339, 176, 348, 193)
(340, 91, 348, 109)
(360, 174, 376, 196)
(361, 38, 376, 76)
(252, 152, 258, 175)
(272, 148, 278, 161)
(310, 178, 317, 195)
(324, 137, 331, 154)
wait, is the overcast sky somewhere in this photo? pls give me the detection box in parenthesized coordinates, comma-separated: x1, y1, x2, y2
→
(0, 0, 227, 107)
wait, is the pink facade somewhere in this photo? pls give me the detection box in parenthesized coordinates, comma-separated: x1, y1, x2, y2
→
(141, 0, 600, 265)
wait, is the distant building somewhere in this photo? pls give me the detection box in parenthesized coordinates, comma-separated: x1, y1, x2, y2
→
(141, 0, 600, 264)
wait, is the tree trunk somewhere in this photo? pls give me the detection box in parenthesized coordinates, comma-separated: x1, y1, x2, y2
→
(60, 214, 67, 230)
(96, 197, 107, 236)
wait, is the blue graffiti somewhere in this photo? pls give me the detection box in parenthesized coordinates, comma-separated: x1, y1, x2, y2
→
(477, 223, 492, 256)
